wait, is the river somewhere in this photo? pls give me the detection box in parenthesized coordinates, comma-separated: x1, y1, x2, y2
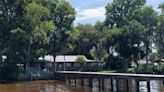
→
(0, 80, 163, 92)
(0, 80, 92, 92)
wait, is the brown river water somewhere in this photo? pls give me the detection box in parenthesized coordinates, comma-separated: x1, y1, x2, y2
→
(0, 80, 92, 92)
(0, 80, 163, 92)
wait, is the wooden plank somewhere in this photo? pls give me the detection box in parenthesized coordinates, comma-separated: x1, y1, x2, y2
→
(56, 71, 164, 80)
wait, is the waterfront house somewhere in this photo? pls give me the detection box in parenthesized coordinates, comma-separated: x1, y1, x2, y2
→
(55, 55, 103, 71)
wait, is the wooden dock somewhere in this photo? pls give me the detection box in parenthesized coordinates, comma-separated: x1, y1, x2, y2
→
(56, 71, 164, 80)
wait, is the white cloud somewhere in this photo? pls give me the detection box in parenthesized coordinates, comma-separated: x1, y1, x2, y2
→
(147, 0, 162, 8)
(75, 7, 106, 24)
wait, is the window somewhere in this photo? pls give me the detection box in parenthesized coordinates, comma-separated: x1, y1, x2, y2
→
(74, 63, 80, 67)
(66, 63, 71, 67)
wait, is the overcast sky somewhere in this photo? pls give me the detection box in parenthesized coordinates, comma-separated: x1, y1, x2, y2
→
(68, 0, 163, 25)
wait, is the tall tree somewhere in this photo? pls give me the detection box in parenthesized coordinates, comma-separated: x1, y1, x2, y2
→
(104, 0, 148, 70)
(49, 0, 75, 71)
(137, 6, 158, 68)
(156, 3, 164, 58)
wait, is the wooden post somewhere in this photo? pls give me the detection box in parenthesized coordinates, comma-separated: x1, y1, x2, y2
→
(89, 78, 92, 88)
(126, 79, 129, 92)
(99, 78, 101, 90)
(102, 78, 104, 91)
(64, 75, 67, 83)
(74, 79, 77, 86)
(68, 77, 71, 84)
(111, 78, 113, 92)
(135, 80, 140, 92)
(147, 81, 150, 92)
(81, 78, 84, 87)
(98, 78, 104, 91)
(116, 79, 119, 92)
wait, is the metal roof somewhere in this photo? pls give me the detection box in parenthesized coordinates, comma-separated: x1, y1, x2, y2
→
(39, 55, 102, 63)
(55, 55, 88, 62)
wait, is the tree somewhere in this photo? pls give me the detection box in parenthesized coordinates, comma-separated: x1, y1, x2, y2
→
(156, 3, 164, 59)
(48, 0, 75, 71)
(104, 0, 150, 71)
(90, 21, 109, 61)
(70, 24, 97, 58)
(137, 6, 158, 68)
(13, 0, 54, 72)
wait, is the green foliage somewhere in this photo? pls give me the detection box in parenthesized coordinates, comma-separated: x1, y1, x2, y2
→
(135, 64, 156, 74)
(68, 24, 98, 58)
(156, 5, 164, 59)
(159, 3, 164, 15)
(48, 0, 75, 57)
(0, 0, 75, 78)
(76, 55, 87, 64)
(76, 55, 87, 71)
(105, 0, 146, 27)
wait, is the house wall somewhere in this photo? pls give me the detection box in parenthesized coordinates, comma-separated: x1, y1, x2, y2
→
(56, 62, 103, 71)
(28, 62, 53, 73)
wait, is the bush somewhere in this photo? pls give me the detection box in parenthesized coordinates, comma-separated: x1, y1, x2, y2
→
(135, 64, 156, 74)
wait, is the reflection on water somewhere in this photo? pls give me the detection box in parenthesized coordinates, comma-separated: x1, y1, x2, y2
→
(0, 80, 163, 92)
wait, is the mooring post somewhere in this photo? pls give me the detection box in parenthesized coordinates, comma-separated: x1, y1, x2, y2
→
(135, 80, 140, 92)
(147, 80, 150, 92)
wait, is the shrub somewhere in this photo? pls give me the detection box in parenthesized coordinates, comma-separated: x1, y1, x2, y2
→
(76, 55, 87, 71)
(135, 64, 156, 74)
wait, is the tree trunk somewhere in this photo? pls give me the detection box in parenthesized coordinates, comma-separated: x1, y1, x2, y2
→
(25, 62, 29, 73)
(123, 59, 128, 72)
(53, 54, 57, 72)
(0, 54, 2, 65)
(145, 45, 149, 70)
(24, 45, 31, 73)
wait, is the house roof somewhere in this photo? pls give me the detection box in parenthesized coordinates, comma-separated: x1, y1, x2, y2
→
(39, 55, 102, 63)
(55, 55, 88, 62)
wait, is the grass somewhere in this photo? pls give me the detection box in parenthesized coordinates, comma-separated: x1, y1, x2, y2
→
(98, 68, 135, 73)
(98, 70, 117, 73)
(126, 68, 135, 73)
